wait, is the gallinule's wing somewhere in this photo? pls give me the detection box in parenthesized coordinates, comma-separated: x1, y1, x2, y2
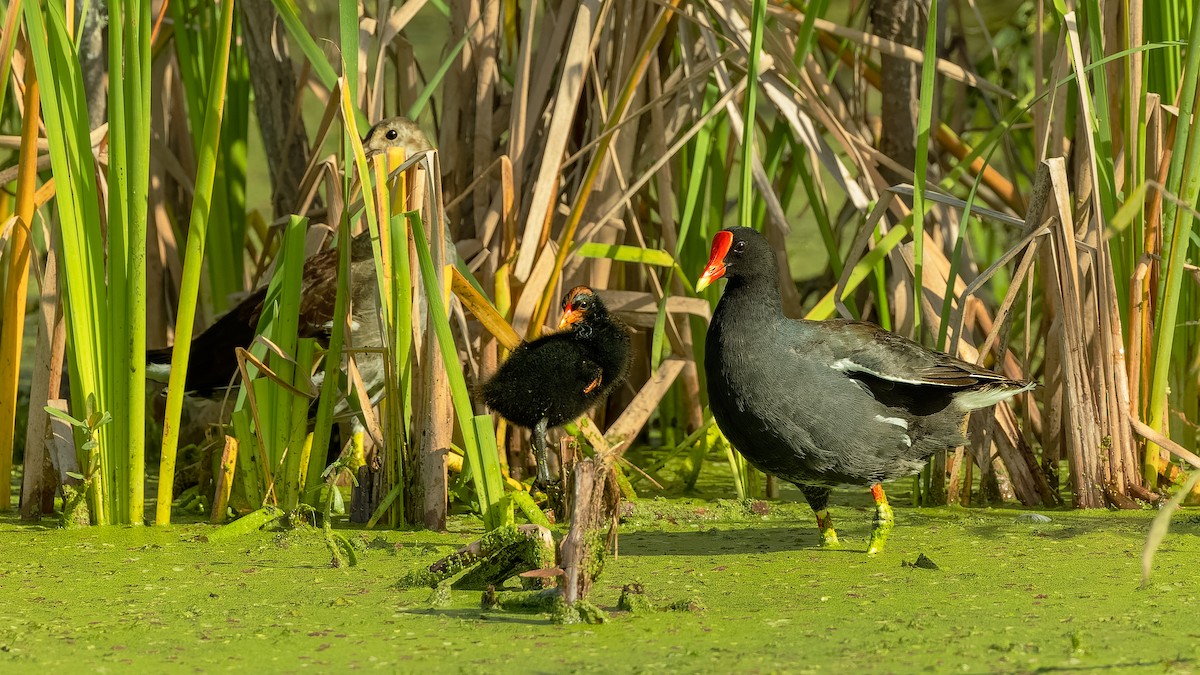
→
(823, 321, 1007, 385)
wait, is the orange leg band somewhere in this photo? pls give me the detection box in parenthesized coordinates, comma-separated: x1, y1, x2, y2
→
(871, 483, 887, 505)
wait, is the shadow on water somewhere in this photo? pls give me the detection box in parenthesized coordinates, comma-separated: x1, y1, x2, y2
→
(617, 526, 867, 556)
(616, 507, 1200, 558)
(0, 517, 60, 532)
(1031, 659, 1193, 673)
(398, 607, 551, 625)
(206, 560, 332, 571)
(956, 512, 1200, 543)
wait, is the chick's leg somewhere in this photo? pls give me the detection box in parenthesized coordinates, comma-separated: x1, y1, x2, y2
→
(530, 418, 552, 490)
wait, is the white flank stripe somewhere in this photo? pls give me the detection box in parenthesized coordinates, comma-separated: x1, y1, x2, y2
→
(829, 357, 943, 386)
(874, 414, 909, 430)
(829, 358, 855, 371)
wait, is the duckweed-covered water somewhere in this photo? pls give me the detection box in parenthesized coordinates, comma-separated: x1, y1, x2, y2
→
(2, 492, 1197, 673)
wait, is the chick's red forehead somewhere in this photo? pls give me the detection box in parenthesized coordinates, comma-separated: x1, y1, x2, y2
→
(562, 285, 594, 310)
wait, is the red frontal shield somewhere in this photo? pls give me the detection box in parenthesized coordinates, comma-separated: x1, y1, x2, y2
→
(696, 230, 733, 291)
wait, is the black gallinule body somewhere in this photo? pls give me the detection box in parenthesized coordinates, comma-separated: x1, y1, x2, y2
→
(146, 117, 435, 396)
(697, 227, 1034, 554)
(480, 286, 632, 490)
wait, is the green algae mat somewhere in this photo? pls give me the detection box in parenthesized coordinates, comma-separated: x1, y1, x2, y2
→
(1, 497, 1197, 673)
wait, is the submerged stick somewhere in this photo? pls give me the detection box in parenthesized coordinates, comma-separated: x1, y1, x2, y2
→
(399, 523, 555, 590)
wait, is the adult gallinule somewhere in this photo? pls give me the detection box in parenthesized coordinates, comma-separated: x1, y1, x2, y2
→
(146, 117, 435, 395)
(697, 227, 1034, 554)
(479, 286, 632, 490)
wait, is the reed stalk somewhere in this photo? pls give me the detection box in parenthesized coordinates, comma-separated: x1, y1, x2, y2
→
(909, 0, 938, 342)
(156, 0, 236, 525)
(0, 51, 39, 511)
(1145, 5, 1200, 483)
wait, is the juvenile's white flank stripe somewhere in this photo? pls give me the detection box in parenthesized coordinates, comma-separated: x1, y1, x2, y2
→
(874, 414, 908, 430)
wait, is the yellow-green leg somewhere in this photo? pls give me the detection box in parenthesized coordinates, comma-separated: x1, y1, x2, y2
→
(815, 508, 841, 548)
(801, 485, 841, 549)
(867, 483, 894, 555)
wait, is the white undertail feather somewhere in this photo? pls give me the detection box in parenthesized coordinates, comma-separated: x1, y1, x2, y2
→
(953, 381, 1037, 411)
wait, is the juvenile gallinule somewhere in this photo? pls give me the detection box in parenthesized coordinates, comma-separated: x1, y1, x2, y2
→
(146, 117, 435, 395)
(697, 227, 1034, 554)
(479, 286, 632, 490)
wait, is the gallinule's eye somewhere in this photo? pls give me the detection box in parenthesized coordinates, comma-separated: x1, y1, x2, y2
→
(385, 129, 399, 140)
(733, 240, 747, 253)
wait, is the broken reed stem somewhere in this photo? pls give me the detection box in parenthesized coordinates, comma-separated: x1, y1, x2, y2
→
(559, 457, 617, 607)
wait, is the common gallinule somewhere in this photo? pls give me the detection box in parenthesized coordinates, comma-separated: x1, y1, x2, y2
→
(479, 286, 632, 490)
(697, 227, 1034, 554)
(146, 117, 435, 395)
